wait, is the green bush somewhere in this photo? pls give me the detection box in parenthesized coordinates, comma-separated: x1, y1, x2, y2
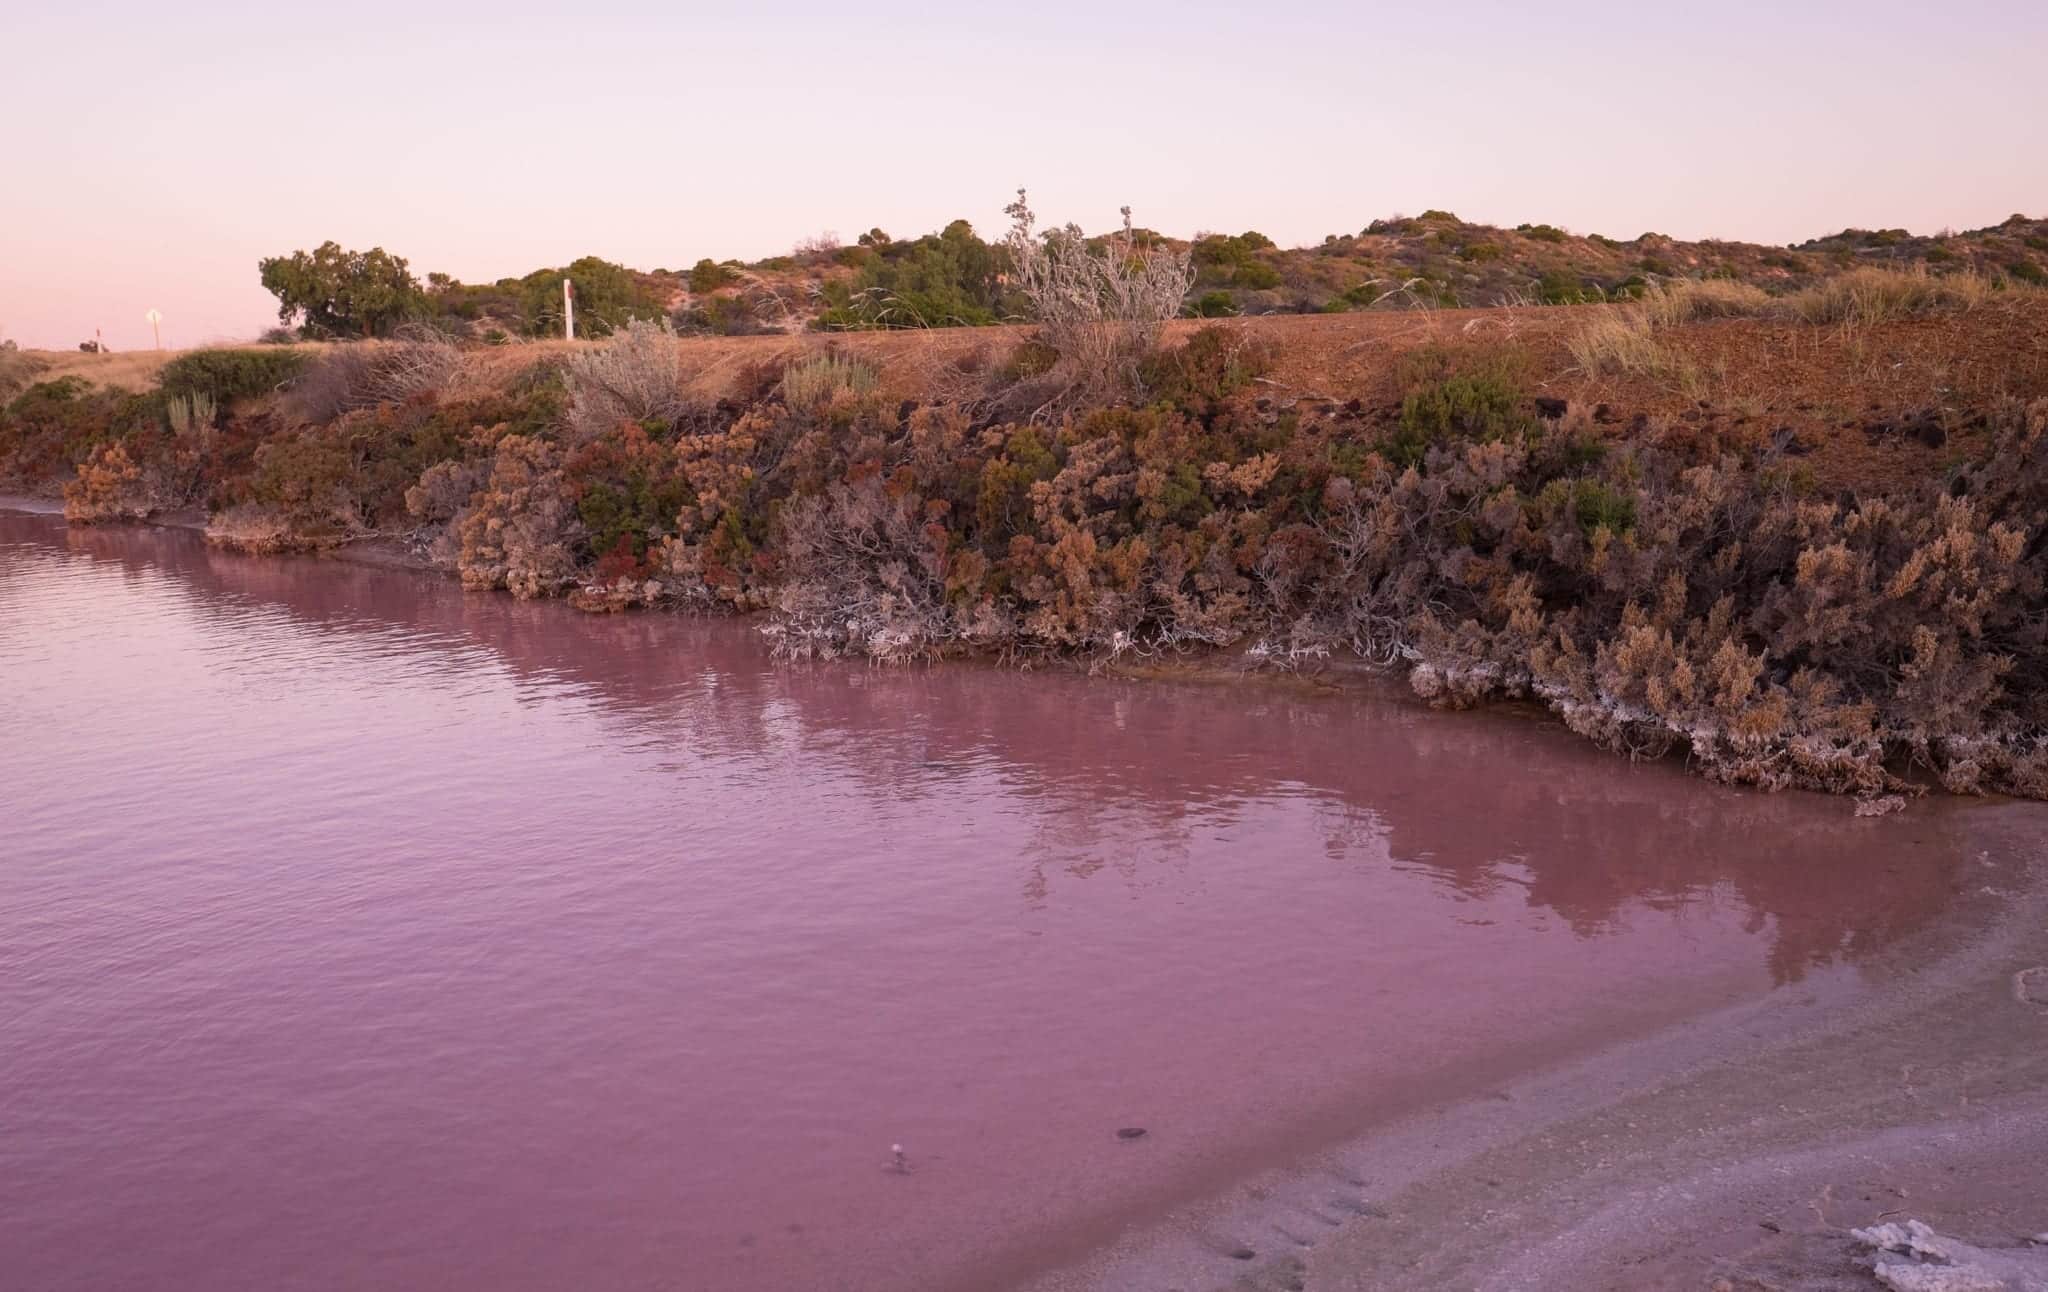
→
(1536, 270, 1598, 304)
(814, 219, 1008, 329)
(1233, 261, 1282, 290)
(1387, 346, 1533, 466)
(688, 259, 738, 293)
(1567, 479, 1636, 535)
(158, 348, 310, 402)
(515, 257, 667, 338)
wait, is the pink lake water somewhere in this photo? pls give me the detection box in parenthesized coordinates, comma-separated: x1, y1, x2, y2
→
(0, 510, 1973, 1291)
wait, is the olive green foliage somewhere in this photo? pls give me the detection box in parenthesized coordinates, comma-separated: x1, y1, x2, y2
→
(1536, 269, 1599, 304)
(689, 259, 738, 293)
(1192, 234, 1282, 291)
(566, 425, 694, 575)
(517, 257, 667, 338)
(1387, 345, 1537, 466)
(258, 242, 424, 338)
(158, 348, 310, 403)
(815, 219, 1010, 329)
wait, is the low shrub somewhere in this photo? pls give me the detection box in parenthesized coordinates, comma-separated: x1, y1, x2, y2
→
(564, 319, 695, 440)
(280, 331, 462, 423)
(0, 378, 148, 485)
(62, 443, 152, 522)
(1387, 345, 1536, 465)
(688, 259, 738, 293)
(779, 352, 879, 413)
(1138, 325, 1274, 416)
(158, 348, 309, 403)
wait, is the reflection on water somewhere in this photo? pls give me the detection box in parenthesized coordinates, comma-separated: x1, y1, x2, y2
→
(0, 513, 1971, 1292)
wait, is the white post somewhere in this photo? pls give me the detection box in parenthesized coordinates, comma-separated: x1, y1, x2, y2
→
(563, 278, 574, 341)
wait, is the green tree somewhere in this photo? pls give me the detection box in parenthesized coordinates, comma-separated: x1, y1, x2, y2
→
(516, 256, 666, 337)
(815, 219, 1011, 329)
(258, 241, 424, 338)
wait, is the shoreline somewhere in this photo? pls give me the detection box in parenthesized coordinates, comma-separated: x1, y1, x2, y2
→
(9, 502, 2044, 1289)
(1020, 803, 2048, 1291)
(0, 496, 2011, 811)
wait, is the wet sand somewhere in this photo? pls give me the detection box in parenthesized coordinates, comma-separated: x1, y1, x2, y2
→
(1021, 808, 2048, 1292)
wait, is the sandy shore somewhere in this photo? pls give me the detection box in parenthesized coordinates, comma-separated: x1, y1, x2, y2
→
(1014, 805, 2048, 1292)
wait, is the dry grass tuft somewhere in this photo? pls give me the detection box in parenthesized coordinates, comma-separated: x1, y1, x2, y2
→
(1567, 307, 1694, 386)
(1638, 278, 1776, 326)
(1785, 266, 1996, 326)
(282, 328, 463, 423)
(779, 352, 879, 413)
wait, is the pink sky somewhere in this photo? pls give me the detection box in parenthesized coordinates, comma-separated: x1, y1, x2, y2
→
(5, 0, 2044, 350)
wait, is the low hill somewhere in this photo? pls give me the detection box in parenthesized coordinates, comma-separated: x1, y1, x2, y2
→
(245, 210, 2048, 344)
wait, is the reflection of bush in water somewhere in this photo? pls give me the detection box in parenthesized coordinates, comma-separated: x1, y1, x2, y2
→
(35, 512, 1970, 990)
(16, 317, 2048, 801)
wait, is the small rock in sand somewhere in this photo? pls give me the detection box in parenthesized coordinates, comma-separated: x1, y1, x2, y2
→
(2014, 967, 2048, 1006)
(1115, 1127, 1147, 1140)
(1852, 1218, 2048, 1292)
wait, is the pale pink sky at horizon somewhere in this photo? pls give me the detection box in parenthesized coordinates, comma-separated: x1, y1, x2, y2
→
(5, 0, 2044, 350)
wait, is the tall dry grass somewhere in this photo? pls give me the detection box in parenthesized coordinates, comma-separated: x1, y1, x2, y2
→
(1566, 307, 1697, 389)
(1637, 278, 1776, 326)
(780, 352, 879, 413)
(1571, 266, 2022, 387)
(1786, 266, 1995, 326)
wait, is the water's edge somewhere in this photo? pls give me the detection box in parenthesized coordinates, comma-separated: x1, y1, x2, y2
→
(1027, 808, 2048, 1292)
(10, 505, 2039, 1292)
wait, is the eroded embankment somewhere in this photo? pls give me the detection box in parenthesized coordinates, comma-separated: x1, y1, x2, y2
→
(8, 300, 2048, 801)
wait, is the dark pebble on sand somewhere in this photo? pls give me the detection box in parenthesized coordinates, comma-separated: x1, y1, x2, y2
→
(1229, 1247, 1256, 1260)
(1116, 1127, 1147, 1140)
